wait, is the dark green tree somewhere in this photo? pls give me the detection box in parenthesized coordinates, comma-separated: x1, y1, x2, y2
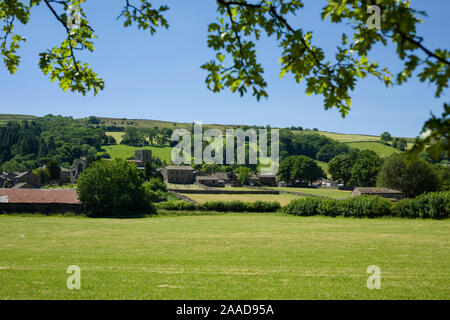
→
(144, 160, 152, 181)
(380, 131, 393, 145)
(377, 154, 440, 197)
(351, 150, 383, 187)
(328, 149, 360, 186)
(46, 160, 61, 182)
(76, 159, 155, 216)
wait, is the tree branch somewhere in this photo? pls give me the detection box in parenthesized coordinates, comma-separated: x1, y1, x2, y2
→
(43, 0, 80, 73)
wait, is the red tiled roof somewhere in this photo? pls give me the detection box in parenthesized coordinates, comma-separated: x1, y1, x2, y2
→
(0, 189, 80, 204)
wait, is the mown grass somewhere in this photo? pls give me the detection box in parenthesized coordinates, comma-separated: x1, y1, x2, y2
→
(179, 193, 303, 206)
(0, 215, 448, 299)
(271, 187, 351, 199)
(101, 145, 173, 163)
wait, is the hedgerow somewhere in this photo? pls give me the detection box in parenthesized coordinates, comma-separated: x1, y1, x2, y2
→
(391, 192, 450, 219)
(156, 200, 281, 213)
(284, 192, 450, 219)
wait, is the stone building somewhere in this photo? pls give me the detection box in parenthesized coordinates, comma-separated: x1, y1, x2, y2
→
(70, 157, 88, 183)
(196, 175, 225, 187)
(69, 149, 152, 183)
(128, 149, 152, 169)
(161, 166, 195, 184)
(11, 170, 41, 188)
(258, 174, 278, 187)
(350, 187, 406, 201)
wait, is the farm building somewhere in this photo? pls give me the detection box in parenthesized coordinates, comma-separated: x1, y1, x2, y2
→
(258, 174, 278, 187)
(196, 175, 226, 187)
(161, 166, 195, 184)
(350, 187, 406, 201)
(0, 170, 41, 188)
(0, 188, 82, 213)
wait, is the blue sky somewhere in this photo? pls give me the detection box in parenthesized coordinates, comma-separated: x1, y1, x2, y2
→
(0, 0, 448, 137)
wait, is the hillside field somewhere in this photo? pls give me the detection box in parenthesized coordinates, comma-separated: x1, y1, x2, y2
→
(0, 114, 37, 125)
(345, 141, 401, 157)
(101, 145, 173, 163)
(0, 215, 448, 299)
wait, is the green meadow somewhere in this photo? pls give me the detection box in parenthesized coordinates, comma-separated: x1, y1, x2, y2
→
(101, 144, 173, 163)
(345, 141, 400, 157)
(272, 187, 352, 199)
(0, 215, 448, 300)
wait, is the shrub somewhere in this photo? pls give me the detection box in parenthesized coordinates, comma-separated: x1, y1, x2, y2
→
(156, 201, 197, 211)
(409, 192, 449, 219)
(391, 198, 416, 218)
(156, 200, 281, 213)
(339, 195, 391, 218)
(284, 195, 390, 218)
(246, 201, 281, 212)
(283, 198, 321, 216)
(145, 178, 168, 193)
(317, 199, 340, 217)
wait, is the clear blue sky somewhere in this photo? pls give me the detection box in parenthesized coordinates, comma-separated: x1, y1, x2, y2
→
(0, 0, 448, 137)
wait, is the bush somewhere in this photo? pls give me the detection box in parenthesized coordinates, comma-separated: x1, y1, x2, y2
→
(145, 178, 168, 193)
(391, 198, 416, 218)
(284, 192, 450, 219)
(317, 199, 340, 217)
(156, 201, 197, 211)
(392, 192, 450, 219)
(283, 195, 390, 218)
(338, 195, 391, 218)
(283, 198, 321, 216)
(76, 159, 155, 216)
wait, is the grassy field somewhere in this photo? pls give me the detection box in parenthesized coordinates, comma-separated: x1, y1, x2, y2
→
(315, 160, 330, 178)
(179, 193, 301, 206)
(106, 132, 125, 144)
(0, 215, 448, 300)
(314, 131, 381, 142)
(272, 187, 351, 199)
(0, 114, 38, 125)
(101, 145, 173, 163)
(100, 117, 241, 132)
(346, 142, 400, 157)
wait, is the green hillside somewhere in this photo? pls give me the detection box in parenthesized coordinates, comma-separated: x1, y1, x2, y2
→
(345, 141, 401, 157)
(0, 114, 38, 125)
(101, 145, 173, 164)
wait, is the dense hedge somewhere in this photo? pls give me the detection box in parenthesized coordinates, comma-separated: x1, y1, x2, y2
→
(156, 200, 281, 213)
(283, 192, 450, 219)
(391, 192, 450, 219)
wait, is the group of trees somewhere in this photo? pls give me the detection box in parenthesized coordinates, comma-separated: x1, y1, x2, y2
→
(0, 116, 100, 172)
(328, 150, 384, 187)
(280, 130, 350, 162)
(0, 115, 116, 173)
(380, 131, 408, 151)
(377, 154, 450, 197)
(120, 126, 174, 146)
(278, 155, 326, 186)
